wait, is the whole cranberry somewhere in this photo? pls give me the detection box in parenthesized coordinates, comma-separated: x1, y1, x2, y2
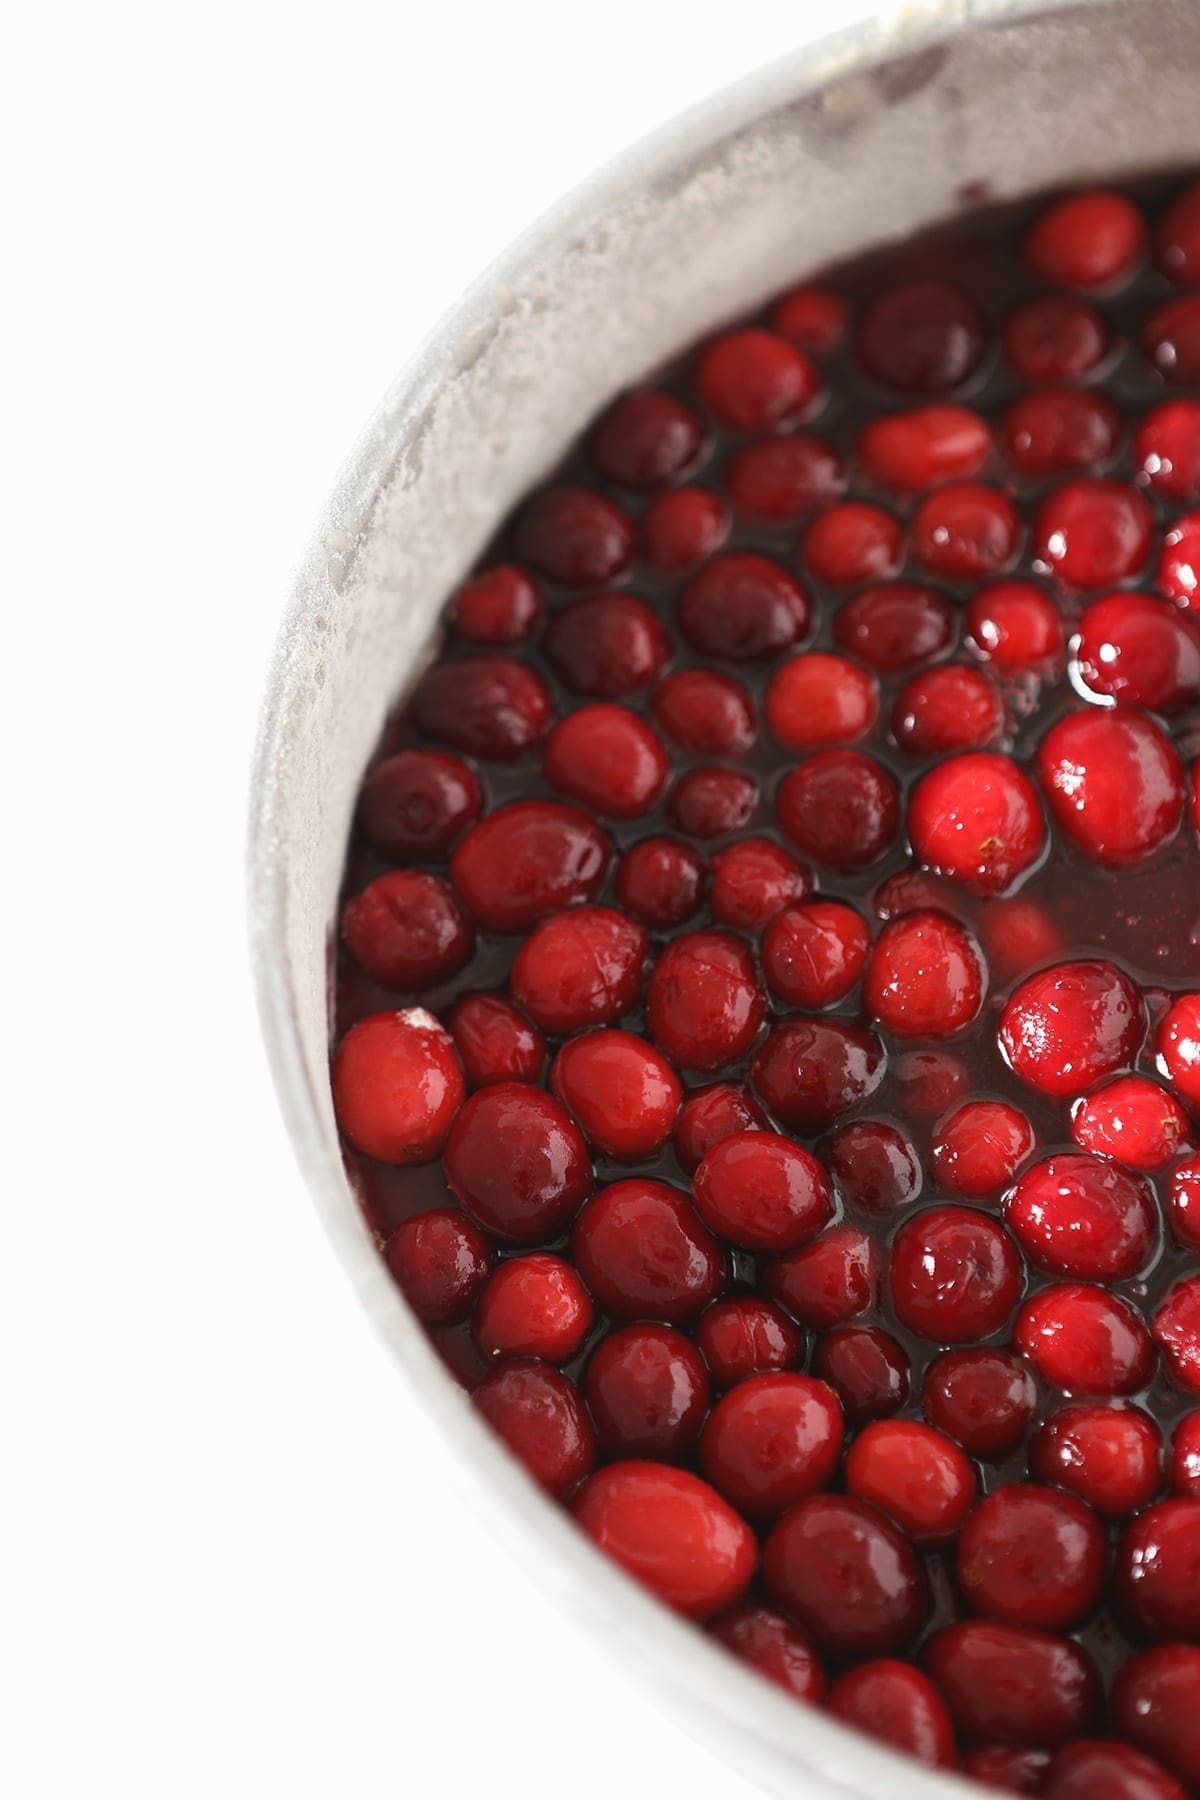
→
(341, 870, 474, 992)
(696, 1295, 802, 1388)
(544, 593, 670, 697)
(801, 501, 904, 586)
(765, 651, 879, 749)
(692, 1131, 833, 1254)
(834, 582, 956, 672)
(357, 748, 482, 861)
(980, 895, 1067, 984)
(1115, 1499, 1200, 1641)
(863, 909, 986, 1039)
(550, 1030, 681, 1161)
(473, 1254, 595, 1363)
(510, 905, 647, 1034)
(827, 1660, 957, 1769)
(1074, 1077, 1191, 1173)
(770, 283, 847, 353)
(572, 1461, 757, 1620)
(908, 752, 1046, 895)
(583, 1323, 709, 1461)
(450, 564, 542, 644)
(642, 486, 730, 572)
(814, 1325, 910, 1423)
(924, 1619, 1101, 1748)
(383, 1208, 492, 1324)
(763, 1492, 926, 1657)
(412, 655, 553, 759)
(513, 483, 634, 586)
(645, 929, 766, 1073)
(932, 1100, 1036, 1197)
(962, 1747, 1051, 1794)
(709, 1605, 825, 1703)
(923, 1347, 1036, 1458)
(857, 403, 991, 491)
(1172, 1413, 1200, 1495)
(1169, 1153, 1200, 1251)
(965, 579, 1065, 674)
(1004, 291, 1109, 380)
(695, 327, 818, 430)
(699, 1372, 843, 1520)
(856, 279, 986, 392)
(1159, 511, 1200, 608)
(956, 1483, 1107, 1630)
(1015, 1283, 1155, 1396)
(727, 433, 844, 522)
(570, 1178, 725, 1323)
(762, 899, 871, 1011)
(890, 1206, 1022, 1342)
(588, 389, 702, 488)
(776, 750, 900, 870)
(1114, 1644, 1200, 1791)
(450, 800, 610, 932)
(1031, 1403, 1163, 1518)
(1159, 995, 1200, 1104)
(1004, 1152, 1158, 1281)
(767, 1223, 878, 1330)
(872, 868, 967, 922)
(1033, 478, 1153, 588)
(1002, 388, 1120, 476)
(1158, 181, 1200, 284)
(709, 837, 810, 932)
(1041, 1741, 1187, 1800)
(651, 668, 756, 756)
(667, 766, 759, 839)
(443, 1082, 591, 1244)
(678, 552, 811, 660)
(332, 1009, 465, 1165)
(825, 1119, 921, 1215)
(472, 1360, 596, 1499)
(1076, 595, 1200, 714)
(999, 959, 1144, 1098)
(751, 1017, 886, 1134)
(844, 1419, 975, 1544)
(1136, 399, 1200, 501)
(1145, 296, 1200, 384)
(1026, 189, 1147, 288)
(891, 662, 1005, 755)
(448, 993, 545, 1088)
(912, 482, 1021, 579)
(1154, 1276, 1200, 1394)
(673, 1082, 769, 1175)
(614, 836, 705, 929)
(543, 703, 668, 819)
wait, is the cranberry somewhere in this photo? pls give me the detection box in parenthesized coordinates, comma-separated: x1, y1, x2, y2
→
(613, 836, 705, 928)
(588, 389, 702, 488)
(845, 1419, 975, 1544)
(1004, 1152, 1157, 1281)
(864, 910, 986, 1039)
(1042, 1740, 1187, 1800)
(956, 1483, 1107, 1630)
(764, 1492, 926, 1656)
(1039, 709, 1184, 866)
(1169, 1153, 1200, 1251)
(645, 929, 766, 1073)
(341, 870, 473, 991)
(768, 651, 881, 749)
(474, 1253, 594, 1362)
(695, 327, 818, 430)
(692, 1131, 833, 1254)
(510, 906, 646, 1034)
(962, 1747, 1051, 1793)
(666, 766, 758, 839)
(1115, 1499, 1200, 1641)
(825, 1119, 921, 1215)
(1026, 190, 1147, 288)
(1158, 182, 1200, 284)
(911, 482, 1020, 579)
(357, 749, 482, 861)
(761, 899, 871, 1010)
(1076, 594, 1200, 714)
(999, 960, 1145, 1098)
(856, 280, 986, 392)
(1154, 1276, 1200, 1394)
(770, 283, 847, 353)
(651, 668, 756, 756)
(412, 655, 553, 760)
(827, 1661, 957, 1769)
(550, 1029, 681, 1161)
(1159, 995, 1200, 1103)
(777, 750, 900, 871)
(923, 1347, 1036, 1458)
(543, 703, 668, 819)
(1003, 387, 1121, 476)
(710, 1605, 825, 1703)
(925, 1620, 1101, 1748)
(908, 751, 1046, 895)
(472, 1360, 596, 1500)
(751, 1016, 886, 1134)
(981, 895, 1067, 983)
(696, 1295, 802, 1388)
(1015, 1284, 1155, 1396)
(450, 564, 542, 644)
(932, 1100, 1036, 1198)
(709, 837, 810, 932)
(1004, 292, 1110, 380)
(642, 486, 730, 571)
(450, 800, 610, 932)
(1158, 511, 1200, 607)
(814, 1325, 910, 1423)
(699, 1372, 843, 1520)
(583, 1323, 709, 1461)
(890, 1206, 1022, 1343)
(572, 1461, 757, 1620)
(965, 579, 1065, 674)
(727, 433, 844, 522)
(1173, 1413, 1200, 1494)
(1114, 1644, 1200, 1791)
(1034, 479, 1153, 588)
(1136, 400, 1200, 500)
(1145, 296, 1200, 384)
(872, 868, 967, 923)
(544, 593, 669, 696)
(332, 1009, 465, 1164)
(767, 1223, 878, 1330)
(383, 1208, 492, 1324)
(678, 552, 810, 660)
(802, 501, 903, 585)
(570, 1178, 725, 1323)
(892, 662, 1005, 755)
(1031, 1404, 1163, 1519)
(893, 1048, 971, 1120)
(834, 582, 955, 672)
(1073, 1076, 1191, 1173)
(673, 1082, 769, 1175)
(442, 1082, 591, 1244)
(448, 992, 546, 1087)
(513, 483, 634, 586)
(858, 404, 992, 491)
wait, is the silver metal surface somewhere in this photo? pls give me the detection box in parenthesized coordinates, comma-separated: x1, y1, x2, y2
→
(248, 3, 1200, 1792)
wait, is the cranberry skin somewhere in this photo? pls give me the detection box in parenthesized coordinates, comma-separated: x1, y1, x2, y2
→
(857, 280, 986, 392)
(1115, 1499, 1200, 1642)
(357, 749, 482, 862)
(450, 800, 610, 933)
(1004, 1152, 1157, 1281)
(982, 896, 1067, 984)
(767, 1223, 878, 1330)
(777, 750, 900, 872)
(956, 1483, 1107, 1631)
(645, 930, 766, 1074)
(693, 1132, 833, 1254)
(1073, 1076, 1191, 1173)
(802, 501, 903, 586)
(912, 482, 1020, 580)
(442, 1083, 591, 1245)
(1158, 182, 1200, 285)
(710, 1605, 825, 1704)
(1026, 189, 1147, 289)
(845, 1419, 975, 1545)
(673, 1082, 769, 1175)
(1076, 594, 1200, 714)
(667, 766, 758, 840)
(450, 564, 541, 644)
(873, 868, 967, 923)
(513, 483, 634, 587)
(448, 993, 546, 1088)
(1159, 995, 1200, 1104)
(695, 327, 818, 430)
(966, 579, 1065, 674)
(890, 1206, 1022, 1344)
(1031, 1403, 1163, 1519)
(1034, 478, 1153, 588)
(999, 960, 1145, 1099)
(923, 1348, 1036, 1458)
(572, 1461, 757, 1620)
(827, 1661, 957, 1769)
(1145, 296, 1200, 384)
(383, 1208, 492, 1325)
(341, 870, 474, 992)
(642, 486, 730, 572)
(473, 1254, 595, 1363)
(473, 1360, 596, 1500)
(589, 389, 702, 488)
(696, 1296, 802, 1389)
(678, 553, 810, 661)
(550, 1030, 681, 1162)
(583, 1323, 710, 1461)
(1009, 390, 1121, 485)
(543, 703, 668, 820)
(1004, 292, 1109, 380)
(709, 837, 810, 933)
(892, 663, 1004, 756)
(544, 594, 670, 698)
(571, 1179, 725, 1324)
(412, 656, 553, 760)
(894, 1049, 971, 1120)
(510, 906, 647, 1035)
(1159, 511, 1200, 608)
(332, 1009, 465, 1165)
(814, 1325, 910, 1423)
(1155, 1277, 1200, 1395)
(1114, 1644, 1200, 1791)
(1170, 1153, 1200, 1252)
(1015, 1284, 1155, 1396)
(925, 1620, 1101, 1748)
(765, 652, 879, 749)
(614, 836, 705, 930)
(908, 752, 1046, 896)
(751, 1017, 886, 1135)
(761, 900, 871, 1010)
(826, 1119, 921, 1216)
(962, 1747, 1051, 1793)
(1042, 1741, 1188, 1800)
(835, 582, 956, 673)
(864, 910, 986, 1040)
(652, 668, 756, 756)
(727, 433, 844, 522)
(770, 283, 847, 353)
(1136, 399, 1200, 501)
(700, 1373, 843, 1521)
(858, 404, 991, 492)
(932, 1101, 1036, 1198)
(1172, 1413, 1200, 1494)
(764, 1493, 925, 1657)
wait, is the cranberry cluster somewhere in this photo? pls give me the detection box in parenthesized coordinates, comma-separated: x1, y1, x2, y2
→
(332, 181, 1200, 1797)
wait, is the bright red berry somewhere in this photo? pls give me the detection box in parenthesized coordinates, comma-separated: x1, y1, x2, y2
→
(695, 327, 818, 430)
(1004, 1152, 1158, 1280)
(864, 909, 986, 1039)
(510, 906, 646, 1034)
(1031, 1403, 1163, 1519)
(999, 960, 1144, 1098)
(801, 502, 903, 585)
(1158, 995, 1200, 1103)
(1033, 479, 1153, 588)
(651, 668, 756, 755)
(699, 1372, 844, 1520)
(890, 1206, 1022, 1342)
(709, 836, 810, 932)
(765, 651, 879, 748)
(965, 579, 1065, 673)
(912, 482, 1020, 579)
(645, 929, 766, 1073)
(341, 869, 474, 991)
(450, 800, 610, 932)
(908, 751, 1046, 895)
(543, 703, 668, 819)
(695, 1295, 802, 1389)
(892, 662, 1005, 755)
(1015, 1283, 1155, 1396)
(844, 1419, 975, 1544)
(932, 1100, 1036, 1197)
(473, 1253, 594, 1362)
(1072, 1076, 1191, 1172)
(573, 1461, 757, 1620)
(761, 899, 871, 1009)
(767, 1223, 878, 1331)
(1114, 1499, 1200, 1641)
(450, 564, 542, 644)
(827, 1661, 957, 1769)
(550, 1029, 681, 1161)
(448, 992, 546, 1087)
(332, 1009, 465, 1165)
(692, 1131, 833, 1253)
(673, 1082, 769, 1175)
(1154, 1276, 1200, 1394)
(642, 485, 729, 571)
(1026, 190, 1147, 288)
(857, 404, 991, 491)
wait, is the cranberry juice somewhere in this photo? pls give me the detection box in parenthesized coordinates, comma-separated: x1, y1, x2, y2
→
(331, 179, 1200, 1795)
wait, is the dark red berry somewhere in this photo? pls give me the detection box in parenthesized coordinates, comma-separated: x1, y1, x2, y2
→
(890, 1206, 1022, 1343)
(589, 389, 702, 488)
(980, 895, 1067, 984)
(572, 1462, 757, 1620)
(510, 906, 646, 1034)
(1174, 1414, 1200, 1495)
(613, 836, 705, 929)
(1114, 1644, 1200, 1791)
(1002, 387, 1120, 476)
(1114, 1499, 1200, 1642)
(692, 1131, 833, 1253)
(1042, 1740, 1189, 1800)
(645, 929, 766, 1073)
(923, 1347, 1036, 1458)
(1171, 1154, 1200, 1252)
(962, 1747, 1051, 1793)
(892, 1048, 970, 1120)
(413, 655, 553, 759)
(802, 501, 903, 585)
(767, 1222, 878, 1330)
(1157, 182, 1200, 285)
(1004, 292, 1110, 380)
(727, 433, 844, 522)
(825, 1119, 921, 1215)
(931, 1100, 1035, 1198)
(856, 280, 986, 392)
(709, 836, 810, 932)
(383, 1207, 492, 1324)
(570, 1178, 725, 1323)
(358, 749, 482, 861)
(678, 552, 810, 660)
(651, 668, 756, 755)
(751, 1016, 886, 1134)
(443, 1082, 591, 1244)
(448, 992, 546, 1087)
(827, 1660, 957, 1769)
(813, 1325, 910, 1423)
(777, 750, 901, 871)
(956, 1483, 1107, 1630)
(769, 283, 847, 353)
(544, 593, 670, 696)
(924, 1620, 1101, 1748)
(695, 327, 818, 430)
(1145, 296, 1200, 384)
(1136, 399, 1200, 500)
(514, 483, 634, 586)
(710, 1605, 825, 1703)
(450, 800, 610, 932)
(892, 662, 1005, 755)
(696, 1295, 801, 1389)
(673, 1082, 769, 1175)
(341, 869, 473, 992)
(473, 1360, 596, 1499)
(642, 486, 729, 571)
(666, 766, 758, 840)
(1154, 1276, 1200, 1395)
(450, 564, 542, 644)
(764, 1492, 926, 1657)
(761, 899, 871, 1010)
(834, 582, 955, 672)
(583, 1323, 709, 1461)
(332, 1009, 465, 1164)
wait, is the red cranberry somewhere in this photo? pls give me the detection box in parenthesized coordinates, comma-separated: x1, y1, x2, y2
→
(1076, 594, 1200, 714)
(1033, 478, 1153, 588)
(472, 1360, 596, 1499)
(1158, 511, 1200, 607)
(645, 929, 766, 1073)
(777, 750, 900, 871)
(383, 1207, 492, 1324)
(709, 837, 810, 932)
(814, 1325, 910, 1423)
(858, 403, 991, 491)
(981, 895, 1067, 984)
(544, 593, 670, 697)
(890, 1206, 1022, 1343)
(845, 1419, 975, 1545)
(912, 482, 1020, 579)
(932, 1100, 1036, 1198)
(667, 766, 758, 839)
(696, 1295, 802, 1388)
(443, 1082, 591, 1244)
(450, 800, 610, 932)
(572, 1461, 757, 1620)
(856, 280, 986, 392)
(1004, 292, 1110, 380)
(802, 501, 903, 585)
(1158, 182, 1200, 284)
(412, 655, 553, 759)
(1136, 400, 1200, 500)
(692, 1131, 833, 1254)
(770, 283, 847, 353)
(962, 1747, 1051, 1793)
(834, 582, 955, 672)
(543, 703, 668, 819)
(1145, 296, 1200, 384)
(570, 1178, 725, 1323)
(450, 564, 542, 644)
(1115, 1499, 1200, 1641)
(864, 910, 986, 1039)
(923, 1348, 1036, 1458)
(583, 1323, 709, 1461)
(825, 1119, 921, 1215)
(700, 1372, 843, 1520)
(1073, 1076, 1191, 1173)
(614, 836, 705, 929)
(893, 1048, 970, 1120)
(513, 483, 634, 586)
(642, 486, 730, 572)
(1159, 995, 1200, 1104)
(767, 1222, 878, 1330)
(1026, 189, 1146, 287)
(892, 662, 1005, 755)
(908, 751, 1046, 895)
(1169, 1153, 1200, 1252)
(332, 1009, 465, 1164)
(1003, 387, 1121, 476)
(448, 992, 546, 1087)
(727, 433, 844, 522)
(341, 870, 473, 991)
(709, 1605, 825, 1703)
(764, 1492, 926, 1656)
(678, 552, 810, 660)
(588, 389, 702, 488)
(1004, 1152, 1157, 1281)
(510, 906, 646, 1034)
(765, 651, 879, 748)
(925, 1619, 1102, 1748)
(1015, 1283, 1155, 1396)
(473, 1253, 595, 1362)
(550, 1029, 681, 1161)
(673, 1082, 769, 1175)
(1114, 1644, 1200, 1791)
(827, 1661, 957, 1769)
(872, 868, 967, 923)
(695, 327, 818, 430)
(999, 960, 1145, 1098)
(956, 1483, 1107, 1630)
(358, 749, 482, 861)
(1031, 1403, 1163, 1519)
(1042, 1740, 1187, 1800)
(1154, 1276, 1200, 1395)
(1039, 708, 1185, 866)
(751, 1017, 886, 1134)
(966, 579, 1065, 674)
(1174, 1414, 1200, 1494)
(761, 899, 871, 1010)
(651, 668, 756, 755)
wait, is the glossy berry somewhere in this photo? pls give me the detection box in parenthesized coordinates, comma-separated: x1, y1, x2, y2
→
(583, 1323, 710, 1461)
(1169, 1153, 1200, 1252)
(442, 1082, 591, 1244)
(1158, 511, 1200, 608)
(1031, 1404, 1163, 1519)
(864, 910, 986, 1039)
(776, 750, 900, 871)
(692, 1131, 833, 1253)
(1015, 1284, 1155, 1396)
(1026, 190, 1147, 288)
(700, 1372, 844, 1520)
(844, 1419, 975, 1544)
(751, 1016, 886, 1134)
(727, 433, 844, 522)
(1114, 1644, 1200, 1791)
(857, 404, 991, 491)
(570, 1178, 725, 1324)
(1002, 387, 1120, 476)
(332, 1009, 465, 1165)
(770, 283, 847, 352)
(678, 553, 810, 660)
(357, 749, 482, 861)
(962, 1747, 1051, 1794)
(412, 655, 553, 760)
(764, 1492, 926, 1657)
(588, 389, 702, 487)
(891, 662, 1004, 755)
(922, 1348, 1036, 1459)
(342, 870, 474, 991)
(801, 502, 903, 586)
(889, 1206, 1022, 1343)
(550, 1029, 681, 1161)
(764, 652, 878, 748)
(544, 593, 669, 697)
(999, 960, 1144, 1099)
(695, 1295, 802, 1389)
(672, 1082, 768, 1175)
(473, 1253, 594, 1362)
(513, 483, 634, 586)
(1158, 181, 1200, 284)
(510, 906, 646, 1034)
(1075, 594, 1200, 714)
(1034, 479, 1153, 589)
(813, 1325, 910, 1424)
(651, 668, 756, 756)
(1114, 1499, 1200, 1642)
(1154, 1276, 1200, 1394)
(827, 1661, 957, 1769)
(1172, 1413, 1200, 1495)
(645, 930, 766, 1073)
(1043, 1740, 1188, 1800)
(383, 1208, 492, 1325)
(925, 1620, 1101, 1748)
(834, 581, 955, 672)
(695, 327, 818, 430)
(767, 1223, 878, 1331)
(1158, 995, 1200, 1104)
(709, 1605, 825, 1703)
(1144, 296, 1200, 384)
(956, 1483, 1107, 1630)
(1136, 400, 1200, 501)
(1072, 1076, 1191, 1173)
(908, 751, 1046, 895)
(472, 1360, 596, 1500)
(450, 800, 609, 932)
(912, 482, 1020, 579)
(931, 1100, 1035, 1197)
(709, 837, 810, 932)
(965, 579, 1065, 674)
(856, 280, 986, 392)
(1004, 1152, 1158, 1280)
(613, 836, 705, 929)
(642, 486, 730, 571)
(572, 1461, 757, 1620)
(1039, 710, 1185, 866)
(666, 766, 758, 840)
(543, 703, 668, 819)
(1004, 291, 1109, 380)
(448, 993, 545, 1088)
(450, 564, 541, 644)
(825, 1119, 921, 1215)
(761, 899, 871, 1010)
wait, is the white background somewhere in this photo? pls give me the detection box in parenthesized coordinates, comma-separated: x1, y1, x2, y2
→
(4, 3, 873, 1794)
